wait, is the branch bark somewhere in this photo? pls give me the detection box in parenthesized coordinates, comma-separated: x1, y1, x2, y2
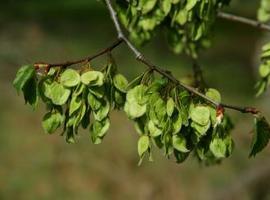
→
(34, 39, 123, 70)
(218, 12, 270, 32)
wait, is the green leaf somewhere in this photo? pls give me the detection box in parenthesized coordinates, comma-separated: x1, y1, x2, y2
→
(138, 135, 150, 157)
(140, 0, 157, 14)
(88, 93, 102, 111)
(42, 111, 64, 134)
(89, 86, 105, 99)
(172, 135, 189, 153)
(73, 83, 85, 96)
(93, 98, 110, 121)
(126, 85, 149, 105)
(191, 121, 211, 136)
(176, 9, 188, 25)
(172, 113, 182, 134)
(69, 95, 82, 116)
(210, 137, 227, 159)
(90, 118, 110, 144)
(185, 0, 197, 11)
(166, 98, 175, 117)
(40, 78, 54, 101)
(259, 62, 270, 78)
(148, 120, 162, 137)
(81, 71, 104, 86)
(23, 77, 39, 108)
(113, 73, 128, 93)
(60, 69, 81, 87)
(161, 0, 172, 15)
(66, 127, 75, 144)
(124, 101, 147, 119)
(206, 88, 221, 103)
(49, 82, 71, 105)
(73, 103, 87, 133)
(190, 106, 210, 126)
(13, 65, 35, 93)
(249, 116, 270, 157)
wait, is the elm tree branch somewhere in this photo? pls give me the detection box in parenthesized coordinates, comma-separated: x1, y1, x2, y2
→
(104, 0, 260, 115)
(34, 39, 123, 70)
(218, 12, 270, 32)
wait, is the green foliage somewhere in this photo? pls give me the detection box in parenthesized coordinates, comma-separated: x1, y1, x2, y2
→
(258, 0, 270, 23)
(11, 1, 270, 166)
(13, 65, 35, 93)
(116, 0, 230, 58)
(13, 58, 270, 165)
(249, 116, 270, 157)
(13, 65, 39, 108)
(256, 42, 270, 96)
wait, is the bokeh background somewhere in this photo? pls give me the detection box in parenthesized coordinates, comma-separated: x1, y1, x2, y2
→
(1, 0, 270, 200)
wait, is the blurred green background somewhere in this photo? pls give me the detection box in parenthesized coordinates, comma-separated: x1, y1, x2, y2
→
(1, 0, 270, 200)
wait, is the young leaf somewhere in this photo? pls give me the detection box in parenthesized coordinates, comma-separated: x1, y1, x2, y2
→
(69, 95, 82, 116)
(90, 118, 110, 144)
(172, 135, 189, 153)
(60, 69, 81, 87)
(138, 135, 150, 157)
(124, 101, 147, 119)
(113, 73, 128, 93)
(249, 116, 270, 157)
(210, 137, 227, 159)
(93, 98, 110, 121)
(13, 65, 35, 93)
(191, 121, 211, 136)
(23, 77, 39, 108)
(190, 106, 210, 126)
(126, 85, 148, 105)
(88, 93, 102, 111)
(42, 111, 64, 134)
(166, 97, 175, 117)
(172, 113, 182, 134)
(148, 120, 162, 137)
(81, 71, 104, 86)
(206, 88, 221, 103)
(49, 82, 71, 105)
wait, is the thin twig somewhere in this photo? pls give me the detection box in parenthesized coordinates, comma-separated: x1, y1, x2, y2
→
(218, 12, 270, 32)
(104, 0, 260, 115)
(34, 39, 123, 69)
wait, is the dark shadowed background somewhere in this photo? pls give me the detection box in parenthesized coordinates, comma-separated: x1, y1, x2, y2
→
(0, 0, 270, 200)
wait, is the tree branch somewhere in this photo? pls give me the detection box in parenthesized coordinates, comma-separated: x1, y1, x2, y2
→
(34, 38, 123, 70)
(218, 12, 270, 32)
(104, 0, 260, 115)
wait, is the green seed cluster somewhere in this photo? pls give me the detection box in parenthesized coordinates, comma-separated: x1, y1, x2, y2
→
(13, 63, 270, 165)
(13, 64, 128, 144)
(124, 77, 234, 165)
(116, 0, 230, 58)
